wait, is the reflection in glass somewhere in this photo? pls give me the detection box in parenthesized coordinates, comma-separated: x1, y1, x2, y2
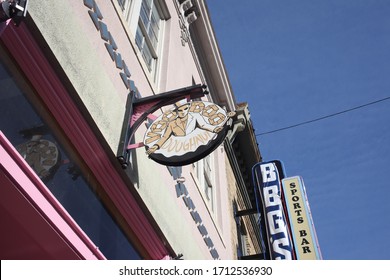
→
(0, 53, 141, 260)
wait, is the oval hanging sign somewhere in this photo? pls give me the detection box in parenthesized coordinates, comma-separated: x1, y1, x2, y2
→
(143, 100, 234, 166)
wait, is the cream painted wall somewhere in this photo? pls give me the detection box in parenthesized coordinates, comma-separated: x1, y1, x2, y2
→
(28, 1, 125, 152)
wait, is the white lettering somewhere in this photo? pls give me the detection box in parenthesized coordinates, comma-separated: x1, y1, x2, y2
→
(263, 185, 280, 207)
(273, 238, 293, 260)
(260, 163, 277, 182)
(267, 209, 286, 234)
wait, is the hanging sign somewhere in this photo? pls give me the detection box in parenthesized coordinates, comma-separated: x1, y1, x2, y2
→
(282, 176, 322, 259)
(252, 161, 295, 260)
(143, 100, 233, 166)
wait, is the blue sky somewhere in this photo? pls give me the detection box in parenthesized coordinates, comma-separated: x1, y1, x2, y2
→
(207, 0, 390, 260)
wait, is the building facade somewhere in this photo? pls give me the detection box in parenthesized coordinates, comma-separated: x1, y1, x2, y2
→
(1, 0, 265, 260)
(224, 102, 265, 260)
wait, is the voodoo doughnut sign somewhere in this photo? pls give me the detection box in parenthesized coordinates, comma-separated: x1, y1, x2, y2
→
(143, 100, 234, 166)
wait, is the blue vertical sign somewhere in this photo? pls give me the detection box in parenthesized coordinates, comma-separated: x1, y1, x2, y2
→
(252, 161, 295, 260)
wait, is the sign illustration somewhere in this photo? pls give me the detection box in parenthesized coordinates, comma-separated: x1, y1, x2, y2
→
(143, 100, 234, 166)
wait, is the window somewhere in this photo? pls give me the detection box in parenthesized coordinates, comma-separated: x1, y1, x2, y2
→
(194, 154, 216, 212)
(0, 47, 141, 260)
(117, 0, 170, 81)
(117, 0, 129, 10)
(118, 0, 134, 20)
(204, 154, 214, 211)
(135, 0, 163, 72)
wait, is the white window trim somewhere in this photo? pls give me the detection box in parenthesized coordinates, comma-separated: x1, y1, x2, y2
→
(113, 0, 170, 91)
(192, 153, 217, 215)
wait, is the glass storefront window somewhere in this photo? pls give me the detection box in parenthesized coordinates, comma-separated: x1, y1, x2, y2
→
(0, 49, 141, 260)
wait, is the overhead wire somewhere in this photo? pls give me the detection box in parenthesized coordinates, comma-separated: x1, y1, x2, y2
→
(255, 96, 390, 136)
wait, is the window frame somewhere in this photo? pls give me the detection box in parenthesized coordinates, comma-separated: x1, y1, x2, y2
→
(135, 0, 164, 72)
(194, 153, 216, 214)
(116, 0, 170, 88)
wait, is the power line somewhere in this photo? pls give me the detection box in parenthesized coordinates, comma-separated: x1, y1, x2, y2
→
(255, 96, 390, 136)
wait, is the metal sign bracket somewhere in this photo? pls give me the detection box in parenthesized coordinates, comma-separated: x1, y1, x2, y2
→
(117, 84, 208, 168)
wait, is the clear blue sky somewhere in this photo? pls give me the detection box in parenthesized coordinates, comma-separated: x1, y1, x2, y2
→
(207, 0, 390, 260)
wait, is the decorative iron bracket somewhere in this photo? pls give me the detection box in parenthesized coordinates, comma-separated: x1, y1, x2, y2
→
(117, 84, 208, 168)
(0, 0, 29, 26)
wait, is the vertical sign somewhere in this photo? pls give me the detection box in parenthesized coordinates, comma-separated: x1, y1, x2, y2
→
(282, 176, 322, 259)
(252, 161, 295, 260)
